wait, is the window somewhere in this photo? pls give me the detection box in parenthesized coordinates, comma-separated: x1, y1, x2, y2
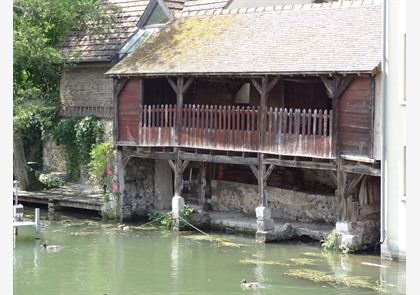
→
(118, 0, 172, 58)
(118, 28, 158, 58)
(144, 2, 170, 26)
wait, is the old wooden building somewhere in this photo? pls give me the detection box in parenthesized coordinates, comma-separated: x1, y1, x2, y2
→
(105, 0, 382, 249)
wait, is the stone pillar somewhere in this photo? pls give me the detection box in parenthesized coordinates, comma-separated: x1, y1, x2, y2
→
(172, 195, 185, 232)
(48, 200, 62, 220)
(255, 206, 276, 242)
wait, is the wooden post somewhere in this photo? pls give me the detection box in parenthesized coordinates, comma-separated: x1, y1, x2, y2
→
(173, 150, 183, 197)
(250, 77, 278, 208)
(337, 164, 347, 222)
(258, 154, 267, 207)
(117, 150, 126, 222)
(168, 77, 194, 146)
(199, 162, 207, 207)
(320, 76, 352, 158)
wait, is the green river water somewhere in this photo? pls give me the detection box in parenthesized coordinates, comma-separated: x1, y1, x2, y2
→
(13, 206, 406, 295)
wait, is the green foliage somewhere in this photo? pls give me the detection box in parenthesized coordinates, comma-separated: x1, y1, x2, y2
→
(13, 103, 60, 167)
(148, 211, 173, 229)
(321, 230, 339, 250)
(75, 115, 105, 164)
(147, 205, 195, 230)
(13, 0, 120, 103)
(13, 0, 120, 186)
(52, 115, 104, 181)
(87, 141, 115, 188)
(38, 173, 65, 188)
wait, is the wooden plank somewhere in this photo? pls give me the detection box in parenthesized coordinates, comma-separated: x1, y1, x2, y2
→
(337, 165, 346, 221)
(180, 152, 258, 165)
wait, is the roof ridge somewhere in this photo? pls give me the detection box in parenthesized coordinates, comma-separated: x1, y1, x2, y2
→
(177, 0, 380, 18)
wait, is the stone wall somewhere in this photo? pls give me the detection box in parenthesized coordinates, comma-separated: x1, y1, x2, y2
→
(210, 180, 338, 224)
(42, 135, 67, 173)
(122, 158, 173, 220)
(153, 160, 173, 211)
(60, 64, 114, 110)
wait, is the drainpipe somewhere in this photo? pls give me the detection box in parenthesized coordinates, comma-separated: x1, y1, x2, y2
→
(380, 0, 387, 244)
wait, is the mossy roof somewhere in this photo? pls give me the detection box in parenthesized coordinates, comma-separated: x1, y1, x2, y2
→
(106, 0, 382, 78)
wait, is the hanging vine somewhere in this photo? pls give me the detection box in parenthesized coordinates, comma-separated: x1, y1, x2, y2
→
(52, 115, 104, 182)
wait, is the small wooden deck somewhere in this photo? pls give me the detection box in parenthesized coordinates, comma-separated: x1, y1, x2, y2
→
(14, 184, 105, 212)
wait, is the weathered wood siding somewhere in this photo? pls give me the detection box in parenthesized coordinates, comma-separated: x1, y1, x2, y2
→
(118, 79, 141, 143)
(339, 77, 374, 158)
(137, 104, 333, 158)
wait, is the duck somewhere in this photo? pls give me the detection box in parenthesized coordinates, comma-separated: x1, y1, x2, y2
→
(241, 279, 259, 288)
(41, 243, 60, 252)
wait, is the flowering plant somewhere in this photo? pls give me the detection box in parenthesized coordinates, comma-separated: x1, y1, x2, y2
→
(103, 167, 120, 201)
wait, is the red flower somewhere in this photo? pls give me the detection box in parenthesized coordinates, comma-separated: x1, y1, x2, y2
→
(106, 167, 112, 176)
(111, 181, 118, 192)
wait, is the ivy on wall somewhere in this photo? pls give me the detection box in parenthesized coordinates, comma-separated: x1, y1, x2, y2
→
(52, 115, 104, 182)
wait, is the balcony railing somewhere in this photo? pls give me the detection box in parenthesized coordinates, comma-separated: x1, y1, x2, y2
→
(135, 104, 333, 158)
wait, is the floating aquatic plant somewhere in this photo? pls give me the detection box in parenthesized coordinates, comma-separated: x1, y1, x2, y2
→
(182, 235, 242, 248)
(284, 269, 389, 292)
(289, 258, 320, 266)
(238, 258, 290, 266)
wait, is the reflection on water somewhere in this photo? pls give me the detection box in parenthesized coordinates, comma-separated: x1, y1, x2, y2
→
(13, 207, 406, 295)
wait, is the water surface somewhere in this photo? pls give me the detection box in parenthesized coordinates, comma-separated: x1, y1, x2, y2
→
(13, 206, 406, 295)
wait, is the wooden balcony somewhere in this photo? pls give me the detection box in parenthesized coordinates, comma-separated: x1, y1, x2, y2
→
(121, 104, 333, 159)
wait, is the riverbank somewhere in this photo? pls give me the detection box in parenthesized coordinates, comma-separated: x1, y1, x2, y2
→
(14, 183, 334, 243)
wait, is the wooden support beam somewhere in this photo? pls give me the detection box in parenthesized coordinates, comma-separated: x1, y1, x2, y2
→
(264, 164, 275, 184)
(182, 78, 194, 94)
(123, 149, 177, 161)
(337, 165, 347, 222)
(114, 78, 128, 96)
(180, 152, 258, 165)
(168, 77, 194, 95)
(320, 76, 353, 158)
(122, 155, 131, 168)
(168, 159, 176, 172)
(173, 148, 183, 197)
(180, 159, 190, 174)
(341, 164, 381, 177)
(199, 162, 207, 206)
(117, 150, 126, 222)
(345, 174, 364, 198)
(249, 165, 258, 179)
(320, 76, 353, 99)
(258, 154, 267, 207)
(168, 77, 177, 92)
(250, 78, 262, 94)
(263, 158, 336, 171)
(251, 77, 280, 95)
(327, 170, 338, 186)
(113, 79, 120, 145)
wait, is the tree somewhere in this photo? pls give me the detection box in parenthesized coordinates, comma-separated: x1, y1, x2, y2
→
(13, 0, 118, 190)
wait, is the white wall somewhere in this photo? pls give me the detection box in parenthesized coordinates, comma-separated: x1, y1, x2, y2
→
(381, 0, 406, 261)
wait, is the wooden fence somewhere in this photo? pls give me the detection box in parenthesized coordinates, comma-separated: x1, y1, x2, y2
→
(136, 104, 333, 158)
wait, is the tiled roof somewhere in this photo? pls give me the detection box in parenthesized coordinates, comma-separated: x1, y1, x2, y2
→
(57, 0, 183, 63)
(106, 0, 382, 77)
(181, 0, 230, 13)
(165, 0, 188, 11)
